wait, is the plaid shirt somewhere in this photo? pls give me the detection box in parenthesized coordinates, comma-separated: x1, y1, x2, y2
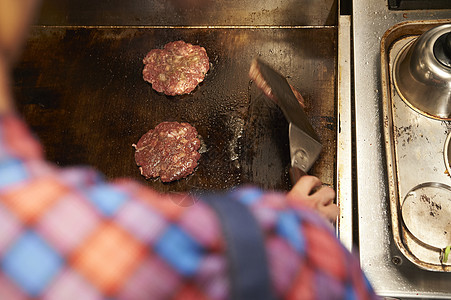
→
(0, 114, 378, 299)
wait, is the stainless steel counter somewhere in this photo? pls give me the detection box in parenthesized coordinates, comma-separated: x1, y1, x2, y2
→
(352, 0, 451, 298)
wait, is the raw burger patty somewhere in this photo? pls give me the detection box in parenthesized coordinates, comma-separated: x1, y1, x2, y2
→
(142, 40, 210, 96)
(133, 122, 201, 182)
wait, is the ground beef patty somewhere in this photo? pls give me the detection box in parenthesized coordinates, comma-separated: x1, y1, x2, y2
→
(133, 122, 201, 182)
(142, 40, 210, 96)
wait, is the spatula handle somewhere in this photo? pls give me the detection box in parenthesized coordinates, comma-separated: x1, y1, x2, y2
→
(289, 166, 307, 184)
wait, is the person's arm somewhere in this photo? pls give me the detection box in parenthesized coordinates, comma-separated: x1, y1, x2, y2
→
(287, 175, 339, 222)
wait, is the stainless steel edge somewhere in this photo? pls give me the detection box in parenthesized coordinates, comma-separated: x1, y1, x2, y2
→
(353, 0, 451, 298)
(337, 14, 353, 251)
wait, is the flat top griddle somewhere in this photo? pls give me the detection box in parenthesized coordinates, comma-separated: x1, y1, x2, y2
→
(13, 26, 337, 193)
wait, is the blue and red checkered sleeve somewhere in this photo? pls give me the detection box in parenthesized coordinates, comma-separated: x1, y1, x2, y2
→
(0, 114, 379, 299)
(229, 188, 380, 299)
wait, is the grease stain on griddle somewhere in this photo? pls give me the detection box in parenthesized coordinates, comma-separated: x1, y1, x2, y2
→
(240, 89, 291, 189)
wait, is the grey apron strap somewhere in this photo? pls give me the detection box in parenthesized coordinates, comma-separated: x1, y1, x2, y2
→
(201, 194, 275, 300)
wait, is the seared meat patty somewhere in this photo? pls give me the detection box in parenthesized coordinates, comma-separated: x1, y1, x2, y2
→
(133, 122, 201, 182)
(142, 41, 210, 96)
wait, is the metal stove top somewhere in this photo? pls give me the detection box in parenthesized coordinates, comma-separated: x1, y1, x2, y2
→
(352, 0, 451, 298)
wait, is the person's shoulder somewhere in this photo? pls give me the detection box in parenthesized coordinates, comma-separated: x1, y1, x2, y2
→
(0, 114, 43, 161)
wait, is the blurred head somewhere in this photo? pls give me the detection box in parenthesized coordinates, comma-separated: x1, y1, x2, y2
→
(0, 0, 41, 65)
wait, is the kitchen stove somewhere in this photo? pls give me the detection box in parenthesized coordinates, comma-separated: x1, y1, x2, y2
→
(381, 21, 451, 272)
(352, 0, 451, 298)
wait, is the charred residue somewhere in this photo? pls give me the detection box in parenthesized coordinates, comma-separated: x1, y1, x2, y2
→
(420, 193, 442, 217)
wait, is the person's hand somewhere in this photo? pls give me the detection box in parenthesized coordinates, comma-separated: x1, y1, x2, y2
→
(287, 175, 339, 223)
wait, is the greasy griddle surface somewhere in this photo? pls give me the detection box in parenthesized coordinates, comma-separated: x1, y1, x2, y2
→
(13, 27, 337, 193)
